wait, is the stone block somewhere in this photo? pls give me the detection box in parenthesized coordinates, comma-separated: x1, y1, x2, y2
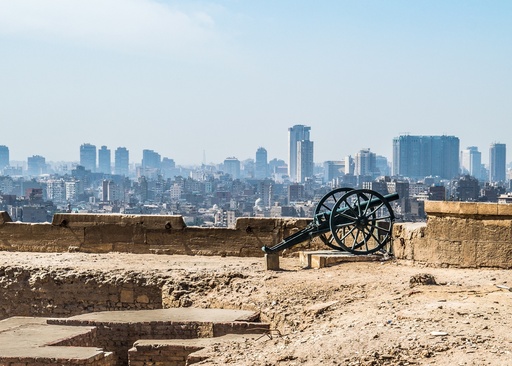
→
(236, 217, 280, 232)
(424, 201, 458, 215)
(475, 241, 512, 268)
(477, 203, 498, 216)
(264, 253, 280, 270)
(497, 204, 512, 217)
(0, 223, 83, 251)
(458, 202, 478, 215)
(120, 289, 134, 303)
(84, 225, 145, 246)
(138, 215, 186, 230)
(460, 240, 477, 267)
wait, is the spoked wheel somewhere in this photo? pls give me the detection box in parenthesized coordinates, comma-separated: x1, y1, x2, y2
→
(314, 187, 353, 250)
(328, 189, 395, 255)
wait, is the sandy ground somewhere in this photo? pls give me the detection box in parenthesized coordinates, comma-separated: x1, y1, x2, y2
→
(1, 252, 512, 366)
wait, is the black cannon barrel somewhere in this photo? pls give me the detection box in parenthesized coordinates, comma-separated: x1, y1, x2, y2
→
(262, 191, 399, 254)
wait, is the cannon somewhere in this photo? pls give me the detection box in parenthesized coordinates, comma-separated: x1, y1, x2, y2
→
(262, 188, 399, 255)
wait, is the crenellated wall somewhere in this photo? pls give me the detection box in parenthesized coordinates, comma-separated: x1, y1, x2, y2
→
(2, 203, 512, 268)
(0, 212, 318, 256)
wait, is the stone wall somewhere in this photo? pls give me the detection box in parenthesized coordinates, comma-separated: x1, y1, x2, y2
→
(48, 318, 268, 366)
(0, 266, 163, 319)
(392, 201, 512, 268)
(2, 203, 512, 268)
(128, 341, 205, 366)
(0, 354, 115, 366)
(0, 212, 317, 256)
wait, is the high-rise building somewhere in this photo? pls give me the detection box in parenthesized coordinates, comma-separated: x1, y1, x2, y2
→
(297, 140, 314, 183)
(80, 143, 96, 172)
(161, 157, 176, 178)
(0, 145, 9, 171)
(376, 155, 390, 176)
(27, 155, 47, 176)
(489, 143, 506, 183)
(355, 148, 377, 178)
(142, 149, 161, 170)
(392, 135, 460, 180)
(257, 179, 273, 207)
(223, 157, 241, 179)
(46, 179, 66, 203)
(255, 147, 268, 179)
(461, 146, 482, 180)
(288, 125, 313, 182)
(114, 147, 129, 176)
(288, 183, 304, 203)
(323, 161, 345, 183)
(98, 146, 111, 174)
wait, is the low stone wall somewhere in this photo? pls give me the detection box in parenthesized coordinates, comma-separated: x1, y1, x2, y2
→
(128, 341, 205, 366)
(0, 266, 163, 319)
(0, 354, 115, 366)
(392, 201, 512, 268)
(0, 212, 317, 256)
(48, 317, 268, 366)
(2, 203, 512, 268)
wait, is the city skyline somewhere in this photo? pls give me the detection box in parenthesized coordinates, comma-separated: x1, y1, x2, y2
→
(0, 136, 511, 171)
(1, 1, 511, 165)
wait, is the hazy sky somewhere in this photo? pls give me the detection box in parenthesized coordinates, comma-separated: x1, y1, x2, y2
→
(1, 0, 511, 166)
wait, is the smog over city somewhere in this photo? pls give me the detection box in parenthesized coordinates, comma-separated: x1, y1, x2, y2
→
(1, 1, 511, 166)
(1, 1, 511, 221)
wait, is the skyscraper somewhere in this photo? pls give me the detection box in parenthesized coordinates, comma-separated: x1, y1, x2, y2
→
(461, 146, 482, 179)
(98, 146, 111, 174)
(255, 147, 268, 179)
(288, 125, 313, 182)
(392, 135, 460, 180)
(355, 148, 377, 177)
(27, 155, 47, 176)
(80, 143, 96, 172)
(142, 149, 161, 170)
(0, 145, 9, 171)
(323, 161, 345, 183)
(114, 147, 129, 176)
(223, 157, 241, 179)
(297, 140, 314, 183)
(489, 143, 506, 183)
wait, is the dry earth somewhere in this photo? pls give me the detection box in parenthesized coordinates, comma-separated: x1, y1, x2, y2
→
(1, 252, 512, 366)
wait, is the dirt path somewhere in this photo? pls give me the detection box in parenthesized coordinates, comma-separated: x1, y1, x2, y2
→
(1, 252, 511, 365)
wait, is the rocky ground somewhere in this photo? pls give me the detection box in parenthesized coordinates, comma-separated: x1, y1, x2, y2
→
(1, 252, 512, 365)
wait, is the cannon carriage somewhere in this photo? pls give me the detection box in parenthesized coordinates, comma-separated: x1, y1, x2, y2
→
(262, 188, 399, 255)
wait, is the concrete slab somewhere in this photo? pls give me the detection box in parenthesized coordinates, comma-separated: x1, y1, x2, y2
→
(60, 308, 260, 324)
(299, 250, 385, 269)
(0, 317, 111, 360)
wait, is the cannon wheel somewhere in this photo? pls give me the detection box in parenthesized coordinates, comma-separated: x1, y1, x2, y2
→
(314, 187, 353, 250)
(328, 189, 394, 255)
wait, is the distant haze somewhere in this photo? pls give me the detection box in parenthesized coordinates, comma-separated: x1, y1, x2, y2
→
(1, 1, 511, 165)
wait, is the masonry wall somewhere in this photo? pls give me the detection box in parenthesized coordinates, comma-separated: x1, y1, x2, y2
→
(0, 213, 317, 256)
(0, 353, 115, 366)
(2, 204, 512, 268)
(48, 318, 269, 366)
(128, 342, 205, 366)
(392, 201, 512, 268)
(0, 266, 163, 319)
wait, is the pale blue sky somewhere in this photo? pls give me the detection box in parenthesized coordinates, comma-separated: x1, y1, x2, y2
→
(1, 0, 511, 166)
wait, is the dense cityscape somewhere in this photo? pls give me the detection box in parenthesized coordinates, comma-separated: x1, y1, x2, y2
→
(0, 125, 510, 225)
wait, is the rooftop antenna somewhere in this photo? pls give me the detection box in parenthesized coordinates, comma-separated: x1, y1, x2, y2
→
(203, 150, 206, 166)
